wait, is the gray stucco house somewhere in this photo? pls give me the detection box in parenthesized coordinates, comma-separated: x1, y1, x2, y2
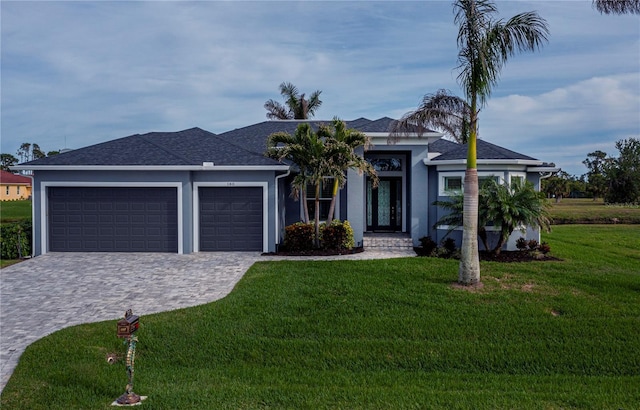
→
(15, 117, 558, 255)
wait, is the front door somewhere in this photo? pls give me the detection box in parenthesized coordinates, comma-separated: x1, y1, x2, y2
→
(367, 177, 402, 231)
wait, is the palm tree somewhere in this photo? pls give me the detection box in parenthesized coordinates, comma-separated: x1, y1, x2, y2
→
(593, 0, 640, 14)
(266, 123, 318, 222)
(317, 118, 378, 224)
(264, 82, 323, 120)
(453, 0, 549, 284)
(434, 179, 551, 255)
(482, 179, 551, 254)
(392, 89, 471, 144)
(266, 123, 331, 247)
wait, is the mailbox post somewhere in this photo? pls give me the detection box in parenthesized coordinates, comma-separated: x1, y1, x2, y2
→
(113, 309, 144, 406)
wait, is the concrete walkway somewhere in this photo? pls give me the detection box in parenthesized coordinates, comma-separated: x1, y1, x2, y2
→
(0, 247, 415, 393)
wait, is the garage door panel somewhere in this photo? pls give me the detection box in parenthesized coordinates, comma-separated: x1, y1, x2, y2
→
(48, 187, 178, 252)
(199, 187, 263, 251)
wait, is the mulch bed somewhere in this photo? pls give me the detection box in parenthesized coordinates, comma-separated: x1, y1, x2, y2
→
(478, 250, 562, 263)
(263, 247, 365, 257)
(265, 247, 560, 262)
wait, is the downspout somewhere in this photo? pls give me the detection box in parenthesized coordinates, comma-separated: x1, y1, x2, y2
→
(274, 169, 291, 251)
(28, 174, 35, 257)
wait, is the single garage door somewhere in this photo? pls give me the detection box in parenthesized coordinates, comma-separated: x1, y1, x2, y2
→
(199, 187, 263, 251)
(48, 187, 178, 252)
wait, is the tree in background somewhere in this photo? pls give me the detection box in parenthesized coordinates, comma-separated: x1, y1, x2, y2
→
(604, 138, 640, 204)
(16, 143, 46, 163)
(593, 0, 640, 14)
(541, 171, 572, 202)
(583, 150, 609, 200)
(264, 82, 323, 120)
(451, 0, 549, 285)
(1, 154, 19, 171)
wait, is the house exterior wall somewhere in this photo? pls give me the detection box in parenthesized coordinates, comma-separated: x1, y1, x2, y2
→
(1, 183, 32, 201)
(30, 168, 279, 256)
(429, 164, 544, 251)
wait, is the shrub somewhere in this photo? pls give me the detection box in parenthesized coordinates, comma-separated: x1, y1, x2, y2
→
(0, 220, 31, 259)
(527, 239, 539, 251)
(283, 222, 314, 251)
(515, 237, 528, 251)
(417, 236, 438, 256)
(437, 237, 458, 258)
(321, 220, 354, 250)
(538, 242, 551, 254)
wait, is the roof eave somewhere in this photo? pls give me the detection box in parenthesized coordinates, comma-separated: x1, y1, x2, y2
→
(11, 165, 291, 172)
(423, 158, 543, 166)
(369, 132, 443, 146)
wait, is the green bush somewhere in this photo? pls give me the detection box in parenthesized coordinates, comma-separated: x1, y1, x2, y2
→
(321, 220, 354, 250)
(283, 222, 315, 251)
(1, 220, 31, 259)
(417, 236, 438, 256)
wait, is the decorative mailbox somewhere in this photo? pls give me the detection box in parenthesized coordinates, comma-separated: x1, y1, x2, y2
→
(117, 309, 139, 338)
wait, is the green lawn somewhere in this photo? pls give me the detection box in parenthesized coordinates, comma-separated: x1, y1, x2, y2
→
(1, 225, 639, 409)
(0, 200, 31, 223)
(548, 198, 640, 224)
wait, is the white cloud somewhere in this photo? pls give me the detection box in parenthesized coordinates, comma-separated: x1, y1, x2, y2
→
(1, 0, 638, 178)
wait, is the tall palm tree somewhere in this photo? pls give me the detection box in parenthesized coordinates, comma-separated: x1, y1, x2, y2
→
(593, 0, 640, 14)
(264, 82, 323, 120)
(453, 0, 549, 284)
(317, 118, 378, 224)
(392, 89, 471, 144)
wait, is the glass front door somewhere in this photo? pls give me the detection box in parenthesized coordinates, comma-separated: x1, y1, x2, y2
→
(367, 177, 402, 231)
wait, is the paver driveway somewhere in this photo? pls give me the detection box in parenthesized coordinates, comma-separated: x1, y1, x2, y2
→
(0, 247, 415, 392)
(0, 252, 262, 392)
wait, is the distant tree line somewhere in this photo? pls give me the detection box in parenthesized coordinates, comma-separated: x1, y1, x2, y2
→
(542, 138, 640, 204)
(1, 143, 60, 171)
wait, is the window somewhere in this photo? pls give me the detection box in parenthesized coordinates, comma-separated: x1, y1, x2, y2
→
(5, 186, 9, 195)
(306, 178, 334, 220)
(17, 186, 20, 195)
(479, 176, 500, 187)
(444, 176, 462, 192)
(511, 175, 524, 186)
(368, 157, 402, 172)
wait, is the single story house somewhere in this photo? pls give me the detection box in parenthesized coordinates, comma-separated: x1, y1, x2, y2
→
(0, 170, 32, 201)
(14, 118, 558, 256)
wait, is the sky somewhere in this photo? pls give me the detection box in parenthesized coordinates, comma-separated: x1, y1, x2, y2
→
(1, 1, 638, 176)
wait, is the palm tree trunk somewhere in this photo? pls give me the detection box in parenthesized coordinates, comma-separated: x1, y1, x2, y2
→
(314, 184, 321, 248)
(326, 179, 339, 225)
(301, 186, 310, 223)
(459, 100, 480, 285)
(459, 169, 480, 284)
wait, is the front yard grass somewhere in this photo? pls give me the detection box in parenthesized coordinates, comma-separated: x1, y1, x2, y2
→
(1, 225, 639, 409)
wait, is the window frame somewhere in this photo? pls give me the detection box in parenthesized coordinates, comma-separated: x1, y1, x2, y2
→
(439, 172, 505, 196)
(304, 177, 337, 221)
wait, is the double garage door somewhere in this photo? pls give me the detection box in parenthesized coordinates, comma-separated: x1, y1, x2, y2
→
(47, 186, 263, 252)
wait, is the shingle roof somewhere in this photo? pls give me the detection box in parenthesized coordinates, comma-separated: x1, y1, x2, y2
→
(428, 138, 460, 154)
(216, 118, 399, 155)
(0, 170, 31, 184)
(431, 139, 538, 161)
(18, 120, 538, 168)
(19, 127, 282, 167)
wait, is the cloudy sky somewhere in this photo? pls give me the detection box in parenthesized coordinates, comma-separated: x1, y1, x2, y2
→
(2, 0, 638, 176)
